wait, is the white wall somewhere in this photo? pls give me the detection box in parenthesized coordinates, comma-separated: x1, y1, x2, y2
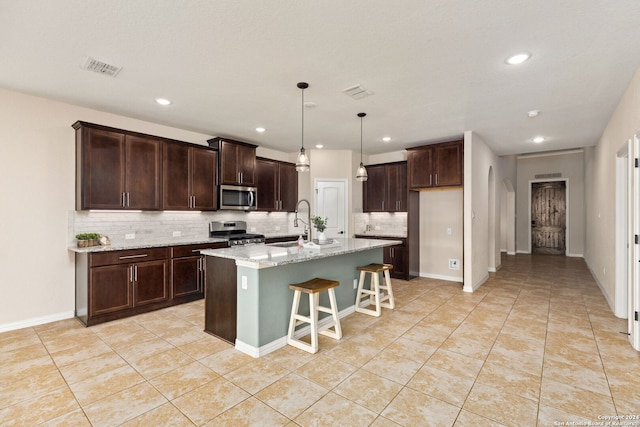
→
(515, 151, 585, 256)
(419, 189, 463, 281)
(463, 131, 502, 292)
(585, 66, 640, 309)
(0, 88, 225, 329)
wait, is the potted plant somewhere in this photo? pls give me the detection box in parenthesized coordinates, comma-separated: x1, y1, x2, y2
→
(76, 232, 101, 248)
(310, 216, 328, 242)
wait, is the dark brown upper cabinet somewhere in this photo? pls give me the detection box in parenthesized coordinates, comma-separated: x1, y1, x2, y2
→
(74, 122, 162, 210)
(208, 138, 257, 186)
(163, 142, 218, 210)
(255, 158, 298, 212)
(407, 140, 463, 190)
(363, 161, 407, 212)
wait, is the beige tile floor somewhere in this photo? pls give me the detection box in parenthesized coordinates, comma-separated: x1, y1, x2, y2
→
(2, 254, 640, 426)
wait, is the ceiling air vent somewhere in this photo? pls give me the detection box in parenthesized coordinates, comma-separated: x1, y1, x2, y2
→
(343, 85, 372, 100)
(81, 57, 122, 77)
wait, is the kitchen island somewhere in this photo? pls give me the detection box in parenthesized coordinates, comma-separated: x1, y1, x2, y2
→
(200, 237, 401, 357)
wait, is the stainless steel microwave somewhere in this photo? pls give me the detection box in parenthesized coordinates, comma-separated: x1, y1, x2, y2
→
(219, 185, 257, 211)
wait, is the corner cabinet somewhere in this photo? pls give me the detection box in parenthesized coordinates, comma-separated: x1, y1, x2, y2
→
(74, 121, 163, 210)
(163, 142, 218, 210)
(363, 161, 407, 212)
(407, 140, 463, 190)
(255, 158, 298, 212)
(171, 242, 227, 304)
(208, 138, 257, 186)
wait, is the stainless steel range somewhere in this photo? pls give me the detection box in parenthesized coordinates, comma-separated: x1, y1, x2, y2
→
(209, 220, 265, 246)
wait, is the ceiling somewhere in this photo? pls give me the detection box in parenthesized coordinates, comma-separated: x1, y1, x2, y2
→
(1, 1, 640, 156)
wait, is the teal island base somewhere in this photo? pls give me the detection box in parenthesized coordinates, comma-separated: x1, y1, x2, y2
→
(202, 239, 398, 357)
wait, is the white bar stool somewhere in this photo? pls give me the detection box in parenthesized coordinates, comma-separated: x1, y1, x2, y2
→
(287, 278, 342, 354)
(355, 263, 395, 317)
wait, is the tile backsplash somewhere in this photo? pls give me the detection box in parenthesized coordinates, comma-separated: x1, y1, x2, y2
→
(353, 212, 407, 237)
(70, 210, 408, 246)
(69, 210, 302, 246)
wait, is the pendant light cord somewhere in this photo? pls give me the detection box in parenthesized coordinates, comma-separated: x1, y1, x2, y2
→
(360, 115, 363, 163)
(301, 86, 305, 151)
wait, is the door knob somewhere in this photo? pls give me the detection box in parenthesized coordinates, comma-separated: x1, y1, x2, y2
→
(338, 231, 344, 234)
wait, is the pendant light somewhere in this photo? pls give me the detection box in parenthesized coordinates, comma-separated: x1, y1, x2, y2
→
(295, 82, 310, 172)
(356, 112, 368, 181)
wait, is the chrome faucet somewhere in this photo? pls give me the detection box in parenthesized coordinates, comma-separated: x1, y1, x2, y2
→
(294, 199, 311, 242)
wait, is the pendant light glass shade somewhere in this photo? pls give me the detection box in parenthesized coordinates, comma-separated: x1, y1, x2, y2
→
(356, 112, 368, 181)
(295, 82, 310, 172)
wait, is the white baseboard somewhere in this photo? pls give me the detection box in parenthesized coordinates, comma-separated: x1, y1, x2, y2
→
(517, 250, 531, 254)
(463, 273, 488, 293)
(0, 311, 75, 333)
(506, 251, 516, 255)
(585, 260, 616, 314)
(419, 273, 463, 283)
(488, 262, 502, 273)
(567, 253, 584, 258)
(235, 305, 356, 358)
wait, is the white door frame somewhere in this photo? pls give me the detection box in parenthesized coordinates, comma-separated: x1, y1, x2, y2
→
(630, 133, 640, 350)
(527, 178, 570, 254)
(615, 141, 630, 319)
(314, 178, 349, 238)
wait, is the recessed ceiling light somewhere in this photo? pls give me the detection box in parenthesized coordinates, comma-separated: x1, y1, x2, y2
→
(527, 110, 540, 118)
(315, 144, 323, 149)
(256, 127, 266, 133)
(506, 53, 531, 65)
(532, 136, 545, 143)
(382, 136, 391, 142)
(155, 98, 171, 106)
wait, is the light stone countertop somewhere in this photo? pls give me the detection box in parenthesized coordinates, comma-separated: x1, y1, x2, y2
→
(200, 237, 401, 269)
(68, 236, 230, 253)
(68, 232, 312, 253)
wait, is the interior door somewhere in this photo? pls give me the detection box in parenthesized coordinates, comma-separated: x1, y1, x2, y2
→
(315, 179, 347, 239)
(531, 181, 566, 255)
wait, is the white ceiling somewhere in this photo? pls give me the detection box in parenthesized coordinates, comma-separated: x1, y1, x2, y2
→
(1, 1, 639, 156)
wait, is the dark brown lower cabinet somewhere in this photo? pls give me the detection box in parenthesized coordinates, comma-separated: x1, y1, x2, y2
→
(204, 256, 237, 344)
(354, 235, 409, 280)
(76, 242, 226, 326)
(171, 243, 227, 304)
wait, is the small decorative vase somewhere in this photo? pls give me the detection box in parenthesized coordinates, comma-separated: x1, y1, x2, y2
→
(317, 231, 327, 243)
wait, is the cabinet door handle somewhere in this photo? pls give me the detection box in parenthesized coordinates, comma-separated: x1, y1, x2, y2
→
(435, 174, 438, 186)
(129, 266, 134, 282)
(134, 265, 138, 281)
(382, 200, 385, 211)
(126, 192, 130, 207)
(192, 195, 196, 208)
(430, 175, 432, 186)
(119, 254, 148, 260)
(122, 192, 126, 207)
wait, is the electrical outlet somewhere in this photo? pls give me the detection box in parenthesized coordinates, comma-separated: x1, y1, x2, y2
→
(374, 225, 381, 230)
(353, 278, 358, 289)
(241, 276, 248, 290)
(125, 233, 135, 240)
(250, 227, 256, 232)
(172, 231, 181, 237)
(449, 259, 460, 270)
(447, 227, 452, 235)
(275, 226, 281, 231)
